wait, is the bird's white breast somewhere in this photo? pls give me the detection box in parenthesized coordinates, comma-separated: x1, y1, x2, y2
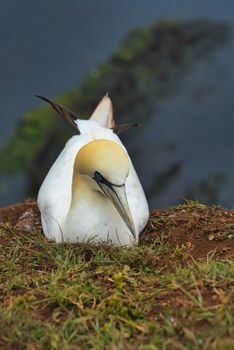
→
(63, 191, 135, 245)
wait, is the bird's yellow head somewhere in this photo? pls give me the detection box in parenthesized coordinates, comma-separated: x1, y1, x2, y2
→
(73, 139, 135, 239)
(75, 139, 130, 186)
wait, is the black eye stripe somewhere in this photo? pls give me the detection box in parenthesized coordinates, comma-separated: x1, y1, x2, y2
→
(93, 171, 124, 188)
(94, 171, 103, 182)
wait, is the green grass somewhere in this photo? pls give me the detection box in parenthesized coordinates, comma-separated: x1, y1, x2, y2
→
(0, 222, 233, 350)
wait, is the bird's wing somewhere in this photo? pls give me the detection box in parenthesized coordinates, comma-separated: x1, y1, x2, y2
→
(37, 134, 92, 242)
(125, 163, 149, 238)
(114, 139, 149, 238)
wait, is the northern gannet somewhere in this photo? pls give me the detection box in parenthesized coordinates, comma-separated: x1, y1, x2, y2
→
(37, 95, 149, 246)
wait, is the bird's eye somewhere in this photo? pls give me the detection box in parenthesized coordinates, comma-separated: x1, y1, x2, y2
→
(94, 171, 118, 188)
(94, 171, 103, 182)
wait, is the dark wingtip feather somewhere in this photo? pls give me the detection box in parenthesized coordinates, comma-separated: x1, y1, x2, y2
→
(36, 95, 49, 102)
(35, 94, 78, 128)
(112, 122, 141, 134)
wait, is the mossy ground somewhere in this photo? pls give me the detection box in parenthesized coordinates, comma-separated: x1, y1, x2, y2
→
(0, 201, 233, 349)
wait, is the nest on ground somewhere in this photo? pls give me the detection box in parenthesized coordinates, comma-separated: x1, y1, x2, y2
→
(0, 200, 234, 260)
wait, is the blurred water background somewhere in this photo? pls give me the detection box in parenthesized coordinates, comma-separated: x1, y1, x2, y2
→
(0, 1, 234, 208)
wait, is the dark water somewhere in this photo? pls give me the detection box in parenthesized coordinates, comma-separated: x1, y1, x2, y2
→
(1, 1, 234, 206)
(140, 38, 234, 208)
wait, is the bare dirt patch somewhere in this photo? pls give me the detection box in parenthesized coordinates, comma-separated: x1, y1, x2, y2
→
(141, 203, 234, 260)
(0, 200, 40, 228)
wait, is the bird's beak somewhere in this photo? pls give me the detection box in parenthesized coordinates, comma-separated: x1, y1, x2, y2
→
(97, 182, 136, 240)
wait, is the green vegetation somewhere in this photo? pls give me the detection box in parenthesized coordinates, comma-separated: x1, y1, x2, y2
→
(0, 201, 233, 349)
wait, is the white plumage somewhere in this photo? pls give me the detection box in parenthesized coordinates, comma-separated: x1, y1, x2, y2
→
(37, 96, 149, 246)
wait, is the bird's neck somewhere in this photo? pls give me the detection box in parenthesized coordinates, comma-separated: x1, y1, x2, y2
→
(71, 173, 100, 208)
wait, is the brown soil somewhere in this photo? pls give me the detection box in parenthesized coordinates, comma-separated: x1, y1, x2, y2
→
(0, 200, 39, 226)
(0, 200, 234, 260)
(141, 203, 234, 260)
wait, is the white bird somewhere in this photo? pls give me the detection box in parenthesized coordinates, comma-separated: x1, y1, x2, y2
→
(37, 95, 149, 246)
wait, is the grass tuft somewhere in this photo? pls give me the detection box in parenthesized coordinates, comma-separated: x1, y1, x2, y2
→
(0, 200, 234, 349)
